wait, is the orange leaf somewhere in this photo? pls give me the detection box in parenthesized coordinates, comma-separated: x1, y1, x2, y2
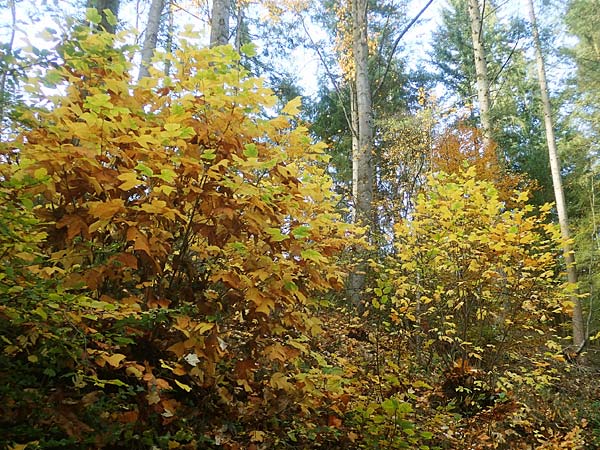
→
(127, 227, 152, 256)
(88, 199, 125, 220)
(117, 410, 139, 424)
(328, 415, 342, 428)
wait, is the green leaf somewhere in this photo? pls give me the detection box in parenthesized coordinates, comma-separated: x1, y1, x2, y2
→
(267, 227, 289, 242)
(164, 123, 181, 132)
(301, 249, 327, 263)
(244, 143, 258, 158)
(382, 398, 399, 415)
(85, 93, 112, 110)
(157, 168, 176, 182)
(240, 43, 257, 57)
(33, 306, 47, 320)
(135, 163, 154, 177)
(292, 225, 310, 239)
(86, 8, 102, 25)
(44, 70, 63, 86)
(201, 150, 216, 160)
(103, 8, 118, 26)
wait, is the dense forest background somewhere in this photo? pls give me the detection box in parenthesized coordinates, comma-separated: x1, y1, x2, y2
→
(1, 0, 599, 448)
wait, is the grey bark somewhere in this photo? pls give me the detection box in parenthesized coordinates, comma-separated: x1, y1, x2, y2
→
(210, 0, 230, 47)
(348, 0, 374, 306)
(139, 0, 166, 80)
(467, 0, 492, 149)
(527, 0, 586, 349)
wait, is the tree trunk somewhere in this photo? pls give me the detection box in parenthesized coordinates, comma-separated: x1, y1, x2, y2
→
(164, 2, 175, 77)
(234, 1, 244, 53)
(527, 0, 586, 350)
(87, 0, 120, 34)
(348, 0, 374, 306)
(210, 0, 230, 47)
(467, 0, 492, 149)
(138, 0, 165, 80)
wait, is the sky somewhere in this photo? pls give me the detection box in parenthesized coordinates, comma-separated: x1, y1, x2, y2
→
(1, 0, 575, 100)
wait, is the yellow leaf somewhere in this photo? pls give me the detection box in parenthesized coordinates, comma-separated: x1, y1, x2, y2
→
(174, 380, 192, 392)
(270, 372, 294, 391)
(88, 199, 125, 220)
(281, 96, 302, 115)
(250, 430, 266, 443)
(117, 172, 140, 191)
(125, 365, 144, 379)
(102, 353, 126, 367)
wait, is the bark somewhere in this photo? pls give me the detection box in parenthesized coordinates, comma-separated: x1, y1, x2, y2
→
(527, 0, 586, 349)
(467, 0, 492, 149)
(139, 0, 166, 80)
(210, 0, 230, 47)
(234, 1, 244, 53)
(87, 0, 120, 34)
(348, 0, 374, 306)
(164, 2, 175, 77)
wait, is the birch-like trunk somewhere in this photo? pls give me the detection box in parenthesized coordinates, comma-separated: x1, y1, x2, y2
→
(348, 0, 374, 306)
(138, 0, 165, 80)
(527, 0, 585, 350)
(467, 0, 492, 149)
(210, 0, 230, 47)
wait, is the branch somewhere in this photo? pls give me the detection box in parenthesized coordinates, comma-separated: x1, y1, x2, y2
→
(299, 14, 357, 139)
(489, 34, 521, 107)
(373, 0, 435, 97)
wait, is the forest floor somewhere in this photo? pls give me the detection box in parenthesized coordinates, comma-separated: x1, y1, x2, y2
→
(309, 305, 600, 449)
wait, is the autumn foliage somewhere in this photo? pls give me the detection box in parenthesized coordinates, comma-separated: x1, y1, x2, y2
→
(0, 23, 597, 450)
(432, 124, 530, 205)
(1, 27, 352, 448)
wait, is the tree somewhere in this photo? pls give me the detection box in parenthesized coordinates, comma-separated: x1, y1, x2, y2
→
(565, 0, 600, 119)
(382, 168, 569, 416)
(528, 0, 585, 350)
(467, 0, 492, 149)
(138, 0, 165, 80)
(210, 0, 230, 46)
(1, 25, 352, 448)
(430, 0, 554, 204)
(347, 0, 374, 305)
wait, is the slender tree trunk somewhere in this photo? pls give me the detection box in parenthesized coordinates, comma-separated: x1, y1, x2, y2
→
(87, 0, 120, 34)
(164, 2, 175, 77)
(138, 0, 165, 80)
(234, 1, 244, 53)
(527, 0, 586, 350)
(348, 0, 374, 306)
(467, 0, 492, 149)
(210, 0, 230, 47)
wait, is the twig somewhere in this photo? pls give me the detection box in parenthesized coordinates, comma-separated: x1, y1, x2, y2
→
(373, 0, 435, 97)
